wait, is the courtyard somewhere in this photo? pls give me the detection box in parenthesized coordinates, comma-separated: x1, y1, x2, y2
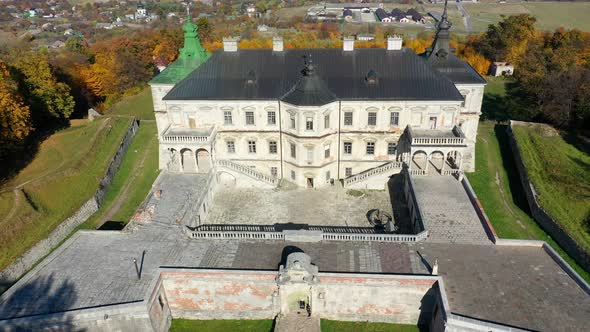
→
(204, 186, 392, 228)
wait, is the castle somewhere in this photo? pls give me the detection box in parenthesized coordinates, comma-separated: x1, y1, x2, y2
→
(149, 6, 485, 188)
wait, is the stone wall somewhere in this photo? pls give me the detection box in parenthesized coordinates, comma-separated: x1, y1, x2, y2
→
(161, 270, 279, 320)
(0, 301, 152, 332)
(0, 119, 140, 293)
(507, 121, 590, 272)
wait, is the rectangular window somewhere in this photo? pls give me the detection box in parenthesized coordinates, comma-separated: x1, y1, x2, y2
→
(326, 171, 331, 182)
(344, 112, 353, 126)
(344, 142, 352, 155)
(291, 170, 296, 180)
(245, 111, 255, 125)
(290, 114, 296, 129)
(324, 114, 330, 129)
(306, 147, 313, 161)
(461, 94, 467, 108)
(390, 112, 399, 126)
(324, 145, 330, 158)
(368, 112, 377, 126)
(267, 111, 276, 125)
(224, 111, 233, 125)
(290, 143, 296, 158)
(269, 141, 277, 154)
(271, 167, 278, 178)
(248, 140, 256, 153)
(226, 141, 235, 153)
(306, 116, 313, 130)
(366, 142, 375, 155)
(388, 142, 397, 155)
(345, 167, 352, 177)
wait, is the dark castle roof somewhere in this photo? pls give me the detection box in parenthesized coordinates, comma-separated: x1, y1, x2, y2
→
(163, 48, 484, 105)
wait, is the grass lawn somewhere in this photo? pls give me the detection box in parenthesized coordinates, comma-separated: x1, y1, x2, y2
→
(108, 87, 155, 120)
(80, 121, 160, 229)
(467, 121, 590, 283)
(170, 319, 274, 332)
(0, 117, 131, 271)
(512, 124, 590, 251)
(321, 320, 421, 332)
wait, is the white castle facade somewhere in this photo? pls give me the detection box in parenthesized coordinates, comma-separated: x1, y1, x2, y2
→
(150, 23, 485, 188)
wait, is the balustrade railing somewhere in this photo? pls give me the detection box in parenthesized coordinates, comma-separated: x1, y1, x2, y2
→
(409, 169, 427, 176)
(190, 231, 284, 240)
(161, 126, 216, 143)
(344, 161, 403, 186)
(216, 159, 279, 186)
(411, 137, 465, 145)
(188, 229, 427, 242)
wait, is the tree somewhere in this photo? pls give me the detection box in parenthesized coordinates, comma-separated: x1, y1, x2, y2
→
(196, 17, 213, 43)
(10, 50, 75, 123)
(475, 14, 537, 64)
(0, 60, 31, 158)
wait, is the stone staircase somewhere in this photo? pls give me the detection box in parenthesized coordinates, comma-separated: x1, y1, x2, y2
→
(215, 159, 279, 187)
(274, 314, 320, 332)
(343, 161, 403, 187)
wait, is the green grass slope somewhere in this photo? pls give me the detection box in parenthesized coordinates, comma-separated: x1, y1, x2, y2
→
(0, 117, 131, 270)
(170, 319, 274, 332)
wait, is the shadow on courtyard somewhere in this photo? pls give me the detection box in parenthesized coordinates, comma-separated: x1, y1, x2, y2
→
(0, 274, 83, 331)
(387, 174, 415, 234)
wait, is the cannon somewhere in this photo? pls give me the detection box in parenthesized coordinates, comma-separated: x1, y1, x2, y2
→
(368, 209, 398, 233)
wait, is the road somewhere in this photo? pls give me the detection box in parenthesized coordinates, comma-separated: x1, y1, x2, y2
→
(456, 1, 472, 32)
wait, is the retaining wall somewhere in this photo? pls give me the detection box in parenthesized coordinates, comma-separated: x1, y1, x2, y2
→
(0, 119, 140, 293)
(507, 121, 590, 272)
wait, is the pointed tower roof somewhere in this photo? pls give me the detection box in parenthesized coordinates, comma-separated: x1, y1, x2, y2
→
(427, 0, 452, 60)
(280, 55, 337, 106)
(150, 13, 210, 85)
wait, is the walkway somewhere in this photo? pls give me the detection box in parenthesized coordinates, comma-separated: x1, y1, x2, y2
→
(275, 315, 320, 332)
(411, 176, 490, 244)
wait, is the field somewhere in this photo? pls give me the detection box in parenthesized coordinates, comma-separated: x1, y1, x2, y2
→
(170, 319, 274, 332)
(464, 2, 590, 32)
(512, 123, 590, 251)
(321, 320, 421, 332)
(80, 121, 159, 230)
(0, 117, 131, 271)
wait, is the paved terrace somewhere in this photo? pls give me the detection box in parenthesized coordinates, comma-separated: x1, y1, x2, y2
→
(0, 224, 588, 331)
(204, 187, 392, 228)
(412, 176, 491, 244)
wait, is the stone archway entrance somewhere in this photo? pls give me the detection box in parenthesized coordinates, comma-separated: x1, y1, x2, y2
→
(181, 148, 196, 173)
(196, 148, 211, 173)
(429, 151, 445, 174)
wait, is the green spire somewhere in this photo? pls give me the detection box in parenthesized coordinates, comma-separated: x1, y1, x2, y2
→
(150, 15, 210, 85)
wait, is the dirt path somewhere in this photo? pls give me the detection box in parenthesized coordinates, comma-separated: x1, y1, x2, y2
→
(482, 133, 536, 239)
(95, 144, 150, 229)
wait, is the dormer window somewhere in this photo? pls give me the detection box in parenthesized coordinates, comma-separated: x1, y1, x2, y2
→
(366, 69, 377, 85)
(246, 70, 256, 85)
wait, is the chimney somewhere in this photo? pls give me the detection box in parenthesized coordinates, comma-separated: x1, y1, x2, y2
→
(223, 37, 238, 52)
(387, 35, 403, 51)
(273, 36, 283, 52)
(343, 36, 354, 52)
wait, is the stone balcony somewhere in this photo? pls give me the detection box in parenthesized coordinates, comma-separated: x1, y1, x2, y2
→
(407, 126, 465, 146)
(161, 125, 216, 144)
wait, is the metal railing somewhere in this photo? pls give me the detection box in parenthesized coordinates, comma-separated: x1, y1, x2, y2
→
(344, 161, 403, 186)
(216, 159, 279, 186)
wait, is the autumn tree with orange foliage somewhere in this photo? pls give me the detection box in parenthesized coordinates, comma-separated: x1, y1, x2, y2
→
(0, 60, 31, 158)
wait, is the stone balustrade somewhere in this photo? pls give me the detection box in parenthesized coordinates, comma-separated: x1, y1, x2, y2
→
(344, 161, 403, 186)
(161, 126, 216, 143)
(409, 169, 427, 176)
(411, 137, 465, 145)
(216, 159, 279, 186)
(188, 228, 428, 243)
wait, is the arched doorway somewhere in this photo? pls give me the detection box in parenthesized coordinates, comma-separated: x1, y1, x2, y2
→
(181, 148, 196, 173)
(429, 151, 445, 174)
(412, 151, 428, 171)
(447, 151, 462, 170)
(196, 148, 211, 173)
(168, 148, 181, 172)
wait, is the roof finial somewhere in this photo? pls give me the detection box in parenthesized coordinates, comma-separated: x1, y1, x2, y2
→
(185, 1, 190, 18)
(439, 0, 451, 30)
